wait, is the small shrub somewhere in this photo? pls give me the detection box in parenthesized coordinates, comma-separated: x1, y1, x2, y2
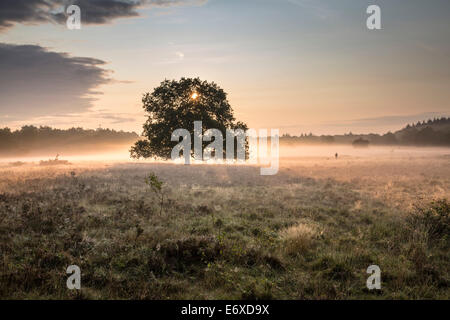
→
(280, 222, 318, 255)
(408, 199, 450, 244)
(145, 172, 165, 216)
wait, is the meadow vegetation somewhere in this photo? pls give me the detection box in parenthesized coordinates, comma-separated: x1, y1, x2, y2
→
(0, 151, 449, 299)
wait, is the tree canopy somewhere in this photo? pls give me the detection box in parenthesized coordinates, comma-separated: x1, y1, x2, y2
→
(131, 78, 248, 159)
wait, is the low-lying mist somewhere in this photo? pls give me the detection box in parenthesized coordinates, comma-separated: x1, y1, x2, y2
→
(1, 144, 449, 167)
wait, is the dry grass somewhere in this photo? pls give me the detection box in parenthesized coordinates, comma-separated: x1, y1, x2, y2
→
(281, 222, 319, 255)
(0, 147, 449, 299)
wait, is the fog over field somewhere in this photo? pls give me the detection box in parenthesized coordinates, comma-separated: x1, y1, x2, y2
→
(1, 144, 449, 164)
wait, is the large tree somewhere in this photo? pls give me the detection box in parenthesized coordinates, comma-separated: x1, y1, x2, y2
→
(131, 77, 248, 160)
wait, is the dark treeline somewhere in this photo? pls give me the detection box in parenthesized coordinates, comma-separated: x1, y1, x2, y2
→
(281, 117, 450, 146)
(0, 126, 139, 156)
(0, 117, 448, 157)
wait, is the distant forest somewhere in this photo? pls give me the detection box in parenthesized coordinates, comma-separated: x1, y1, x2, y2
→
(281, 117, 450, 146)
(0, 126, 138, 157)
(0, 117, 449, 157)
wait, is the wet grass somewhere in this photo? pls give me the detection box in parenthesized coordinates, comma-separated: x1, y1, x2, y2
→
(0, 159, 449, 299)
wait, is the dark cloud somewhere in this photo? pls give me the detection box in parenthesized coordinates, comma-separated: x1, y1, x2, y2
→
(0, 0, 207, 30)
(0, 0, 53, 29)
(51, 0, 143, 25)
(0, 43, 111, 119)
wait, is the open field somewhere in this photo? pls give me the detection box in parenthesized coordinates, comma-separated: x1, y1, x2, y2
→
(0, 146, 449, 299)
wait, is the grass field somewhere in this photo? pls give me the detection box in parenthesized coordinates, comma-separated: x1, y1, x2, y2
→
(0, 146, 449, 299)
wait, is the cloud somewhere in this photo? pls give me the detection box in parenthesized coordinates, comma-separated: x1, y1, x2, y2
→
(0, 0, 53, 30)
(0, 110, 144, 130)
(175, 51, 185, 60)
(0, 43, 112, 120)
(94, 111, 142, 124)
(0, 0, 208, 31)
(337, 112, 450, 129)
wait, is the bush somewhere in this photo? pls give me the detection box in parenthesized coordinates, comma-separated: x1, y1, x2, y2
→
(280, 223, 318, 255)
(409, 199, 450, 243)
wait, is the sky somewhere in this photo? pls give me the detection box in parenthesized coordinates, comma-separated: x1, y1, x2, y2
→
(0, 0, 449, 135)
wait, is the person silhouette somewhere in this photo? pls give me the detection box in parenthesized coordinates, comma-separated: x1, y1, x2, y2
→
(335, 153, 338, 159)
